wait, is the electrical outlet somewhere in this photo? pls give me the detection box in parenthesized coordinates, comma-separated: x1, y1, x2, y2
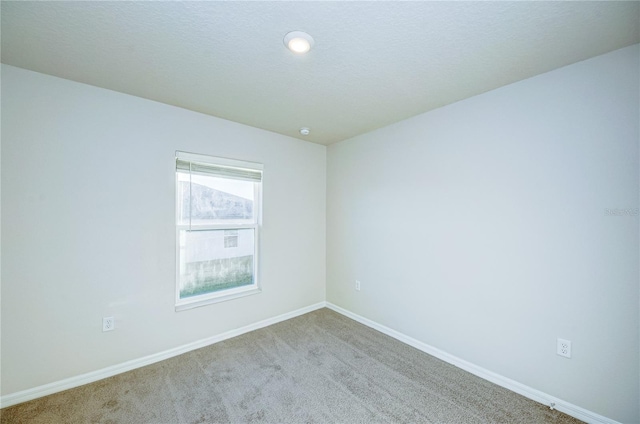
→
(557, 338, 571, 358)
(355, 280, 361, 291)
(103, 317, 115, 332)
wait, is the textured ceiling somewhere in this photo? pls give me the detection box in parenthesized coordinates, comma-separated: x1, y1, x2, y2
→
(1, 1, 639, 145)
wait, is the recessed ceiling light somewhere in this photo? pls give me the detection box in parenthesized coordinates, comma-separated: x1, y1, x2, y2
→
(299, 127, 310, 136)
(284, 31, 314, 54)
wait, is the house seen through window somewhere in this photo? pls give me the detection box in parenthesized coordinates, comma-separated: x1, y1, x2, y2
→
(175, 152, 262, 310)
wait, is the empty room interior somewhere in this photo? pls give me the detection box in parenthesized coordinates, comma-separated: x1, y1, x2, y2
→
(1, 2, 639, 424)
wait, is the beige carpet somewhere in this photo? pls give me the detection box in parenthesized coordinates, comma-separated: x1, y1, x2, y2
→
(1, 308, 582, 423)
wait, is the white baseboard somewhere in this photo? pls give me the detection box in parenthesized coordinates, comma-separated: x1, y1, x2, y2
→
(1, 301, 622, 424)
(0, 301, 326, 409)
(325, 302, 620, 424)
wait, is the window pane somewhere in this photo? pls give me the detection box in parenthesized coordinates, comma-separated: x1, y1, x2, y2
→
(178, 228, 254, 299)
(177, 171, 254, 225)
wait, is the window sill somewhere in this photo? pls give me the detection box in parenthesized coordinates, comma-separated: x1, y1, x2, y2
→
(175, 285, 261, 312)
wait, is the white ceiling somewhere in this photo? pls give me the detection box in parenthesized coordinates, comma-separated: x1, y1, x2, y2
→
(1, 1, 638, 145)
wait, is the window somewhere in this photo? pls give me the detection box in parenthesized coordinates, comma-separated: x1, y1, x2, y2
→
(175, 151, 262, 311)
(224, 230, 239, 248)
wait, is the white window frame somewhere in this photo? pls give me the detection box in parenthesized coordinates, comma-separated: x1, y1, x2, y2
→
(175, 151, 263, 311)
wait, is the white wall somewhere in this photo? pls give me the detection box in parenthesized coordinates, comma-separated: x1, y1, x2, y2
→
(0, 65, 326, 395)
(327, 45, 639, 423)
(2, 45, 638, 422)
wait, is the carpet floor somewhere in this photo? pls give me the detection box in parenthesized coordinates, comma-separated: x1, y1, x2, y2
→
(1, 308, 583, 423)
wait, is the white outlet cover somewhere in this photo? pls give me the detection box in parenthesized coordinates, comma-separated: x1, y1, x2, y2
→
(557, 338, 571, 358)
(103, 316, 115, 332)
